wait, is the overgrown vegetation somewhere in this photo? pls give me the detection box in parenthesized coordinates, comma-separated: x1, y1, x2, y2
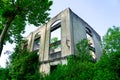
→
(0, 47, 41, 80)
(0, 66, 10, 80)
(43, 26, 120, 80)
(0, 26, 120, 80)
(44, 39, 94, 80)
(9, 52, 40, 79)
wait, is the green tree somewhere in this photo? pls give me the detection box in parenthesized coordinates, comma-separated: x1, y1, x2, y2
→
(93, 52, 120, 80)
(0, 67, 11, 80)
(93, 26, 120, 80)
(0, 0, 53, 55)
(9, 49, 40, 80)
(103, 26, 120, 53)
(50, 37, 59, 50)
(0, 59, 11, 80)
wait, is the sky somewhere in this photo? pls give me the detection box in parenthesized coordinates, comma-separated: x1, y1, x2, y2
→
(0, 0, 120, 67)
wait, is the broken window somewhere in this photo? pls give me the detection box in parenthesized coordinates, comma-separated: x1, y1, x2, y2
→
(87, 34, 94, 47)
(33, 32, 41, 52)
(49, 20, 61, 59)
(86, 27, 96, 59)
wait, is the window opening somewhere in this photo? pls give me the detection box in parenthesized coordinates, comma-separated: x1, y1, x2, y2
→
(49, 20, 62, 60)
(50, 22, 61, 54)
(87, 34, 94, 47)
(50, 65, 57, 73)
(86, 27, 96, 59)
(33, 33, 41, 52)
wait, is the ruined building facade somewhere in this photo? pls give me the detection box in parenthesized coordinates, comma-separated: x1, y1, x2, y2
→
(23, 8, 102, 74)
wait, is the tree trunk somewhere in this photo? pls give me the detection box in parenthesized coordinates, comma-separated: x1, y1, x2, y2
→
(0, 15, 15, 56)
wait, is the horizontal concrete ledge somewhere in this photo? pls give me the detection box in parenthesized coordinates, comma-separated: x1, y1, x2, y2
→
(40, 55, 70, 64)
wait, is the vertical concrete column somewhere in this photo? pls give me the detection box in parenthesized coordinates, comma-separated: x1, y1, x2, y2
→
(27, 32, 34, 51)
(26, 34, 31, 51)
(92, 34, 102, 60)
(61, 9, 71, 57)
(39, 63, 50, 74)
(44, 22, 51, 61)
(39, 25, 47, 62)
(30, 32, 36, 51)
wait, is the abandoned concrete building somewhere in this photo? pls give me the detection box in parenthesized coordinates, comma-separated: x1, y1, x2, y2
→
(23, 8, 102, 74)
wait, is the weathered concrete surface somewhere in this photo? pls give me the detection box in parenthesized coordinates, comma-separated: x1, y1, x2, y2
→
(24, 8, 102, 74)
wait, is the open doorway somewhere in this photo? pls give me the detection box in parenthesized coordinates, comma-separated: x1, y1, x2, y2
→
(50, 65, 58, 73)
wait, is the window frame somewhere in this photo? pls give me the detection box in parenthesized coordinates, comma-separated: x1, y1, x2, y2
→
(49, 22, 62, 59)
(86, 27, 96, 59)
(33, 34, 41, 52)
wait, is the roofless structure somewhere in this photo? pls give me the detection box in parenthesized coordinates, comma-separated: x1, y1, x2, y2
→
(23, 8, 102, 74)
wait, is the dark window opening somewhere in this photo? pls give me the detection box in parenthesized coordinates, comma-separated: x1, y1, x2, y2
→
(89, 43, 96, 60)
(86, 27, 92, 36)
(86, 27, 96, 59)
(87, 33, 94, 47)
(33, 36, 40, 52)
(86, 27, 94, 47)
(50, 65, 57, 73)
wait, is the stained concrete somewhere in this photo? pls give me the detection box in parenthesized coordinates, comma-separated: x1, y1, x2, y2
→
(23, 8, 102, 74)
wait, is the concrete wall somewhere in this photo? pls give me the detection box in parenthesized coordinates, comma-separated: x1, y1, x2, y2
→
(43, 8, 72, 62)
(40, 58, 67, 74)
(69, 10, 87, 54)
(24, 8, 102, 74)
(92, 33, 102, 60)
(69, 9, 102, 60)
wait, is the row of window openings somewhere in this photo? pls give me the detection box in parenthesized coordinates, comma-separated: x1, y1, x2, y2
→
(30, 22, 62, 55)
(86, 31, 96, 59)
(24, 25, 95, 59)
(31, 28, 95, 59)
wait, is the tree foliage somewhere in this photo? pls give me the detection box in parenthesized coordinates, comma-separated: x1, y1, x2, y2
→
(0, 0, 53, 55)
(75, 39, 92, 62)
(9, 50, 40, 80)
(103, 26, 120, 53)
(93, 52, 120, 80)
(94, 26, 120, 80)
(0, 43, 43, 80)
(0, 40, 40, 79)
(0, 67, 10, 80)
